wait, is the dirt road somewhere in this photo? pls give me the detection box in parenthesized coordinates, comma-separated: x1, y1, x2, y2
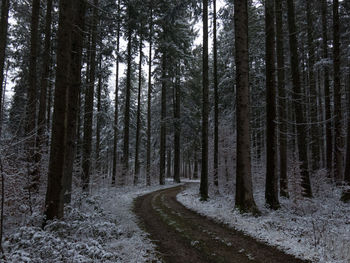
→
(134, 184, 308, 263)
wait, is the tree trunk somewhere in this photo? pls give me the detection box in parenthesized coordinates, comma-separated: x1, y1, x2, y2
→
(275, 0, 288, 198)
(35, 0, 53, 188)
(122, 18, 132, 186)
(159, 54, 166, 185)
(134, 33, 143, 185)
(0, 0, 10, 138)
(174, 64, 181, 183)
(286, 0, 312, 197)
(333, 0, 343, 183)
(146, 3, 153, 186)
(200, 0, 209, 200)
(26, 0, 41, 191)
(265, 0, 279, 209)
(63, 0, 86, 204)
(322, 0, 333, 176)
(234, 0, 259, 213)
(82, 0, 98, 192)
(213, 0, 219, 189)
(112, 0, 121, 186)
(44, 0, 74, 221)
(167, 148, 171, 178)
(96, 55, 102, 173)
(306, 0, 319, 171)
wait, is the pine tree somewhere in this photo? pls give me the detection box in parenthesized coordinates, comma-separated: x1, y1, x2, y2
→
(286, 0, 312, 197)
(200, 0, 209, 200)
(265, 0, 279, 209)
(234, 0, 258, 213)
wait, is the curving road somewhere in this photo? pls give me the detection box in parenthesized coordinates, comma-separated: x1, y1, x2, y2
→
(134, 184, 308, 263)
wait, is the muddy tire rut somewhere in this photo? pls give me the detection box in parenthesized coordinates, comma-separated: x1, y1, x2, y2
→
(133, 184, 308, 263)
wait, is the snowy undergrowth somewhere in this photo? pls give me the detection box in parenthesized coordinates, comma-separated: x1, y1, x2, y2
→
(3, 182, 178, 263)
(177, 176, 350, 263)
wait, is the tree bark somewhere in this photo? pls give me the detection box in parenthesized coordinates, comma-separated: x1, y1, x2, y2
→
(200, 0, 209, 200)
(122, 16, 133, 185)
(44, 0, 74, 221)
(286, 0, 312, 197)
(82, 0, 98, 192)
(306, 0, 319, 171)
(234, 0, 259, 213)
(134, 33, 143, 185)
(96, 54, 102, 173)
(322, 0, 333, 176)
(63, 0, 86, 204)
(275, 0, 288, 198)
(174, 64, 181, 183)
(26, 0, 41, 191)
(160, 54, 166, 186)
(333, 0, 343, 183)
(146, 2, 153, 186)
(213, 0, 219, 189)
(265, 0, 279, 209)
(0, 0, 10, 138)
(112, 0, 121, 186)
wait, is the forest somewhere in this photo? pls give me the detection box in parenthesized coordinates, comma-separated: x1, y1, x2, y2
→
(0, 0, 350, 262)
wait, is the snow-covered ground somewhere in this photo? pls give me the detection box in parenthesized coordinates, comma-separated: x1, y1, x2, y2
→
(177, 178, 350, 263)
(3, 182, 179, 263)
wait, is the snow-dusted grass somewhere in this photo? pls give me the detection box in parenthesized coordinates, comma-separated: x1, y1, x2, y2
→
(177, 175, 350, 263)
(3, 182, 179, 263)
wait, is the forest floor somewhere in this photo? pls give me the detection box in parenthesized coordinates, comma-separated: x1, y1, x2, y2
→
(134, 183, 307, 263)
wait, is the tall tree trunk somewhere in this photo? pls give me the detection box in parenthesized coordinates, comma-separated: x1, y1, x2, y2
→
(63, 0, 86, 204)
(96, 54, 102, 173)
(333, 0, 343, 183)
(146, 3, 153, 186)
(159, 54, 166, 185)
(200, 0, 209, 200)
(234, 0, 258, 213)
(122, 18, 132, 186)
(0, 0, 10, 138)
(35, 0, 53, 187)
(167, 148, 171, 178)
(213, 0, 219, 189)
(112, 0, 121, 186)
(174, 64, 181, 183)
(26, 0, 41, 191)
(286, 0, 312, 197)
(44, 0, 74, 221)
(322, 0, 333, 176)
(82, 0, 98, 192)
(265, 0, 279, 209)
(306, 0, 319, 171)
(275, 0, 288, 198)
(134, 33, 143, 185)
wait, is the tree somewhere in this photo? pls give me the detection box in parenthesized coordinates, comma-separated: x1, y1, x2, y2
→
(200, 0, 209, 200)
(134, 27, 143, 185)
(36, 0, 53, 182)
(112, 0, 121, 186)
(265, 0, 279, 209)
(321, 0, 333, 176)
(286, 0, 312, 197)
(306, 0, 319, 170)
(0, 0, 10, 138)
(213, 0, 219, 189)
(275, 0, 288, 198)
(82, 0, 99, 192)
(173, 63, 181, 183)
(25, 0, 41, 191)
(333, 0, 343, 183)
(44, 0, 74, 221)
(146, 1, 153, 186)
(234, 0, 258, 213)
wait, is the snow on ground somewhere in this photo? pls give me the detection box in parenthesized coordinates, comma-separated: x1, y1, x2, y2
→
(177, 178, 350, 263)
(3, 182, 179, 263)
